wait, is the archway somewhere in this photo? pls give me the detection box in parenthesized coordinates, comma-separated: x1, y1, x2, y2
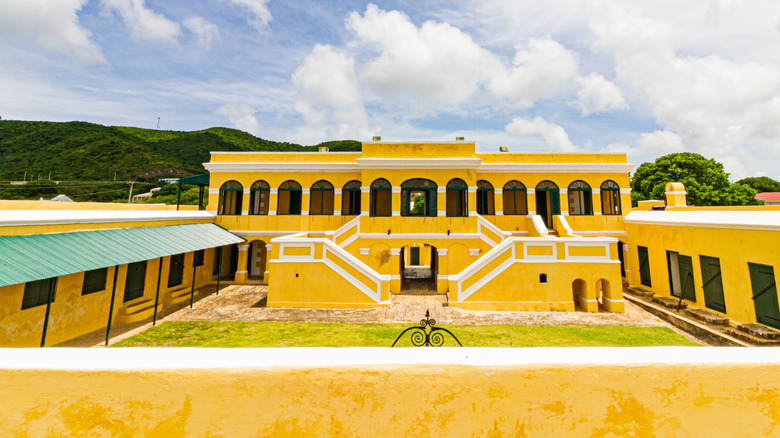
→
(572, 278, 588, 311)
(399, 243, 437, 294)
(246, 240, 267, 280)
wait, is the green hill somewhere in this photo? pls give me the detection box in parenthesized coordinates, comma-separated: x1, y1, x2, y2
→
(0, 120, 361, 182)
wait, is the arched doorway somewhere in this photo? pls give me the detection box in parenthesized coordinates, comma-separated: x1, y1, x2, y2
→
(535, 181, 560, 228)
(247, 240, 267, 281)
(399, 243, 437, 294)
(572, 278, 588, 311)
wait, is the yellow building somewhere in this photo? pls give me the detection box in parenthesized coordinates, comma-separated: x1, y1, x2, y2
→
(625, 183, 780, 330)
(7, 140, 780, 347)
(204, 140, 631, 313)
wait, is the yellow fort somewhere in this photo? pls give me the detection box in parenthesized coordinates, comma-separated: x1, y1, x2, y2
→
(205, 140, 633, 312)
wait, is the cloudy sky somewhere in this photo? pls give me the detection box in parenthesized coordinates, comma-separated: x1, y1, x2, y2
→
(1, 0, 779, 179)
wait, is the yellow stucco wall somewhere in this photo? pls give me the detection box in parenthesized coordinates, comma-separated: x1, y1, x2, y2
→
(3, 348, 780, 436)
(626, 221, 780, 325)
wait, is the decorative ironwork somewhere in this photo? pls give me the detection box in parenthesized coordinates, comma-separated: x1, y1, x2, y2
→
(391, 310, 462, 347)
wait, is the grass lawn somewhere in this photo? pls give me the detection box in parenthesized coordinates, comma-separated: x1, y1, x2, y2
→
(113, 321, 700, 347)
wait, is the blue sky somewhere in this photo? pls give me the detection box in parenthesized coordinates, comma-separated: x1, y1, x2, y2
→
(2, 0, 780, 179)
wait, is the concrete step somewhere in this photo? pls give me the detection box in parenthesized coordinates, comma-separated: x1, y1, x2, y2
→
(685, 308, 729, 325)
(725, 327, 780, 346)
(652, 295, 687, 310)
(163, 287, 198, 305)
(735, 323, 780, 340)
(115, 298, 162, 324)
(627, 286, 654, 297)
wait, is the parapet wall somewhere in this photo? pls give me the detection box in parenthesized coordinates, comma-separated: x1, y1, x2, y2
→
(2, 347, 780, 436)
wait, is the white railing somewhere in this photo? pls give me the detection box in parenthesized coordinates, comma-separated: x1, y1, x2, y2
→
(476, 214, 511, 247)
(330, 215, 361, 248)
(271, 233, 390, 303)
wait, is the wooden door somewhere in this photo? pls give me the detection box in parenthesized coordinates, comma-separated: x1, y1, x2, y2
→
(700, 256, 726, 313)
(124, 261, 147, 302)
(749, 263, 780, 329)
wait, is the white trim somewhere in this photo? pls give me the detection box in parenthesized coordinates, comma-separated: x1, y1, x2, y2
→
(269, 210, 277, 215)
(391, 187, 401, 194)
(301, 210, 309, 215)
(270, 189, 278, 194)
(620, 188, 632, 194)
(574, 230, 627, 237)
(359, 233, 482, 240)
(437, 249, 448, 256)
(278, 243, 315, 260)
(392, 211, 401, 216)
(204, 163, 358, 172)
(560, 188, 568, 194)
(231, 231, 301, 237)
(437, 275, 454, 280)
(469, 249, 480, 256)
(624, 210, 780, 231)
(240, 210, 248, 215)
(438, 211, 447, 216)
(242, 188, 250, 194)
(390, 248, 401, 256)
(334, 189, 342, 195)
(437, 187, 446, 193)
(529, 210, 536, 215)
(603, 297, 624, 303)
(235, 270, 248, 274)
(359, 248, 370, 256)
(265, 245, 272, 251)
(208, 188, 219, 195)
(302, 188, 310, 195)
(356, 158, 482, 169)
(561, 211, 569, 216)
(360, 187, 369, 193)
(494, 189, 503, 195)
(594, 212, 602, 216)
(527, 189, 535, 195)
(556, 215, 576, 236)
(496, 210, 503, 215)
(334, 210, 341, 215)
(477, 163, 635, 173)
(469, 211, 478, 216)
(468, 187, 478, 193)
(592, 188, 601, 194)
(665, 191, 687, 195)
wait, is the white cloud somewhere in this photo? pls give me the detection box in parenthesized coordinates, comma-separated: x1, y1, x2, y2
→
(586, 1, 780, 175)
(183, 16, 219, 48)
(291, 44, 370, 140)
(101, 0, 180, 42)
(216, 103, 260, 135)
(224, 0, 272, 32)
(347, 5, 499, 109)
(505, 116, 578, 152)
(488, 38, 579, 108)
(573, 73, 627, 116)
(0, 0, 105, 63)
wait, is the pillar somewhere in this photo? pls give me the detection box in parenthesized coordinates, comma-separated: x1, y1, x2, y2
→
(436, 248, 449, 294)
(234, 243, 250, 283)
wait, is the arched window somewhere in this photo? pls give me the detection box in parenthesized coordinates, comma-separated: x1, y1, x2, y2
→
(476, 180, 495, 215)
(310, 180, 334, 215)
(503, 181, 527, 215)
(568, 181, 592, 215)
(342, 180, 362, 216)
(248, 180, 270, 215)
(370, 178, 392, 217)
(277, 180, 302, 215)
(446, 178, 468, 217)
(601, 180, 622, 215)
(402, 178, 437, 217)
(218, 180, 243, 215)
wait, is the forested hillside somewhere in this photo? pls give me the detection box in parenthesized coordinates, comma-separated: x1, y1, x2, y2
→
(0, 120, 361, 202)
(0, 120, 361, 182)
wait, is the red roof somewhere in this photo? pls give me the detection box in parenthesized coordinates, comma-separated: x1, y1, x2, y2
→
(755, 192, 780, 201)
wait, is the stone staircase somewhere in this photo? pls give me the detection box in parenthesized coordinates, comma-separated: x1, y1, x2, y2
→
(115, 298, 163, 324)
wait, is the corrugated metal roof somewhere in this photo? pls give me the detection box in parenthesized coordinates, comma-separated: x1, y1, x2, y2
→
(0, 223, 244, 287)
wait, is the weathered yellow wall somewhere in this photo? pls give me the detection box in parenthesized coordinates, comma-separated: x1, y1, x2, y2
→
(3, 349, 780, 437)
(0, 200, 178, 211)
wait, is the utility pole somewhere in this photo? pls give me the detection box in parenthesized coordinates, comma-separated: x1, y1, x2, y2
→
(23, 171, 26, 182)
(127, 181, 135, 203)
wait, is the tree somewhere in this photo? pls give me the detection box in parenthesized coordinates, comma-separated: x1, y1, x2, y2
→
(630, 152, 760, 207)
(736, 176, 780, 193)
(410, 194, 425, 215)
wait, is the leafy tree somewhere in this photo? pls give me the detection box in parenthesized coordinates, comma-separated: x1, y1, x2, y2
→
(141, 183, 201, 205)
(410, 194, 425, 215)
(736, 176, 780, 193)
(630, 152, 760, 207)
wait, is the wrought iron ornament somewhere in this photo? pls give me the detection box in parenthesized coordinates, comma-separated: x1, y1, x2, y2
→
(391, 310, 462, 347)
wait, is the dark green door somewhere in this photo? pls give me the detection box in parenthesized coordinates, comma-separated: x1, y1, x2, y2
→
(167, 253, 185, 288)
(410, 247, 420, 266)
(678, 254, 696, 301)
(749, 263, 780, 329)
(638, 246, 651, 287)
(700, 256, 726, 313)
(290, 191, 302, 214)
(124, 261, 147, 302)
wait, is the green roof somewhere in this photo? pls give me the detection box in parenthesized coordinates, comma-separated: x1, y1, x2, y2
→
(178, 173, 209, 185)
(0, 223, 244, 287)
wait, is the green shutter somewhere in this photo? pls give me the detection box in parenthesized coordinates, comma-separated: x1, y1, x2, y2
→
(700, 256, 726, 313)
(638, 246, 651, 287)
(678, 254, 696, 301)
(167, 254, 184, 288)
(124, 261, 147, 302)
(749, 263, 780, 329)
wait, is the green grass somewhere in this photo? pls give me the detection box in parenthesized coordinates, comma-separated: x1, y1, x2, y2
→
(113, 321, 700, 347)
